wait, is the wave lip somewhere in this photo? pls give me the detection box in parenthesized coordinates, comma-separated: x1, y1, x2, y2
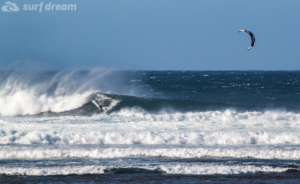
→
(0, 91, 94, 116)
(0, 71, 97, 116)
(0, 70, 128, 116)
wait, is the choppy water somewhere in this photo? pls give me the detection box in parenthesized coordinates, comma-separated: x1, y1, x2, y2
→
(1, 70, 300, 179)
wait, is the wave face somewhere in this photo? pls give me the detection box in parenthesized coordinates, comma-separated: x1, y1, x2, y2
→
(0, 70, 148, 116)
(1, 71, 300, 176)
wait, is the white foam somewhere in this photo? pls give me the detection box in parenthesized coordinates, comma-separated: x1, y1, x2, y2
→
(160, 164, 288, 175)
(0, 70, 119, 116)
(1, 125, 300, 145)
(0, 90, 93, 116)
(0, 166, 107, 176)
(116, 108, 300, 124)
(1, 109, 300, 146)
(0, 163, 289, 176)
(1, 146, 300, 160)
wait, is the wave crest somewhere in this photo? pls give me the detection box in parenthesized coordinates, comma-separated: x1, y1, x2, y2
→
(0, 70, 129, 116)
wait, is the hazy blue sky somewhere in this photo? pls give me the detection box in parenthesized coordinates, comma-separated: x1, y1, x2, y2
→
(0, 0, 299, 70)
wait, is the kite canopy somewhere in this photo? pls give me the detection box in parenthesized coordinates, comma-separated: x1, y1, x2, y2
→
(239, 30, 255, 51)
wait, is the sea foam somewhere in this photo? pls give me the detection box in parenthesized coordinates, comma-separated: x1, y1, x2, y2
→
(1, 109, 300, 145)
(1, 145, 300, 160)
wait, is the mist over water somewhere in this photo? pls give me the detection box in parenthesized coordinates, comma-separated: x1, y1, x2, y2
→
(0, 70, 150, 116)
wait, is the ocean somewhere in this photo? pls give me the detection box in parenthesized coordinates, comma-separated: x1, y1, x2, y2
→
(1, 70, 300, 183)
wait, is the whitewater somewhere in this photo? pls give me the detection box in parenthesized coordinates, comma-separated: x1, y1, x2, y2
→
(1, 70, 300, 178)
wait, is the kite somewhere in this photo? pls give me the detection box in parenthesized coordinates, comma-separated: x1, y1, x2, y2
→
(239, 30, 255, 51)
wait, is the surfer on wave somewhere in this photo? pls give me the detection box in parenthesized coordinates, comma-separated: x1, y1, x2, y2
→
(98, 103, 103, 111)
(97, 103, 106, 112)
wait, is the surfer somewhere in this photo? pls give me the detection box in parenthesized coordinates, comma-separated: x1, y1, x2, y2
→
(98, 103, 104, 111)
(94, 101, 107, 112)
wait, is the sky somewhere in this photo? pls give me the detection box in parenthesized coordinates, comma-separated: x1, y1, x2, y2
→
(0, 0, 300, 70)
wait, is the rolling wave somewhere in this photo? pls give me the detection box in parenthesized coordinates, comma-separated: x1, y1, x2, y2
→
(28, 92, 300, 117)
(0, 70, 147, 116)
(1, 70, 300, 117)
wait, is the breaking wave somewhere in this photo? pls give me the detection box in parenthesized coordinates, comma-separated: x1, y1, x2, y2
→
(0, 70, 144, 116)
(1, 70, 300, 117)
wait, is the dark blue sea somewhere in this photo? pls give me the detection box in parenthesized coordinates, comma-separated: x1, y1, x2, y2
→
(1, 70, 300, 183)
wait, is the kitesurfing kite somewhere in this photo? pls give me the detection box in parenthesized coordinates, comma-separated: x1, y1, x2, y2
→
(239, 30, 255, 51)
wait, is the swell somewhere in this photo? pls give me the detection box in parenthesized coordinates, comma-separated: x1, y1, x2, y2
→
(96, 93, 230, 114)
(101, 93, 300, 114)
(8, 90, 231, 117)
(30, 92, 300, 117)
